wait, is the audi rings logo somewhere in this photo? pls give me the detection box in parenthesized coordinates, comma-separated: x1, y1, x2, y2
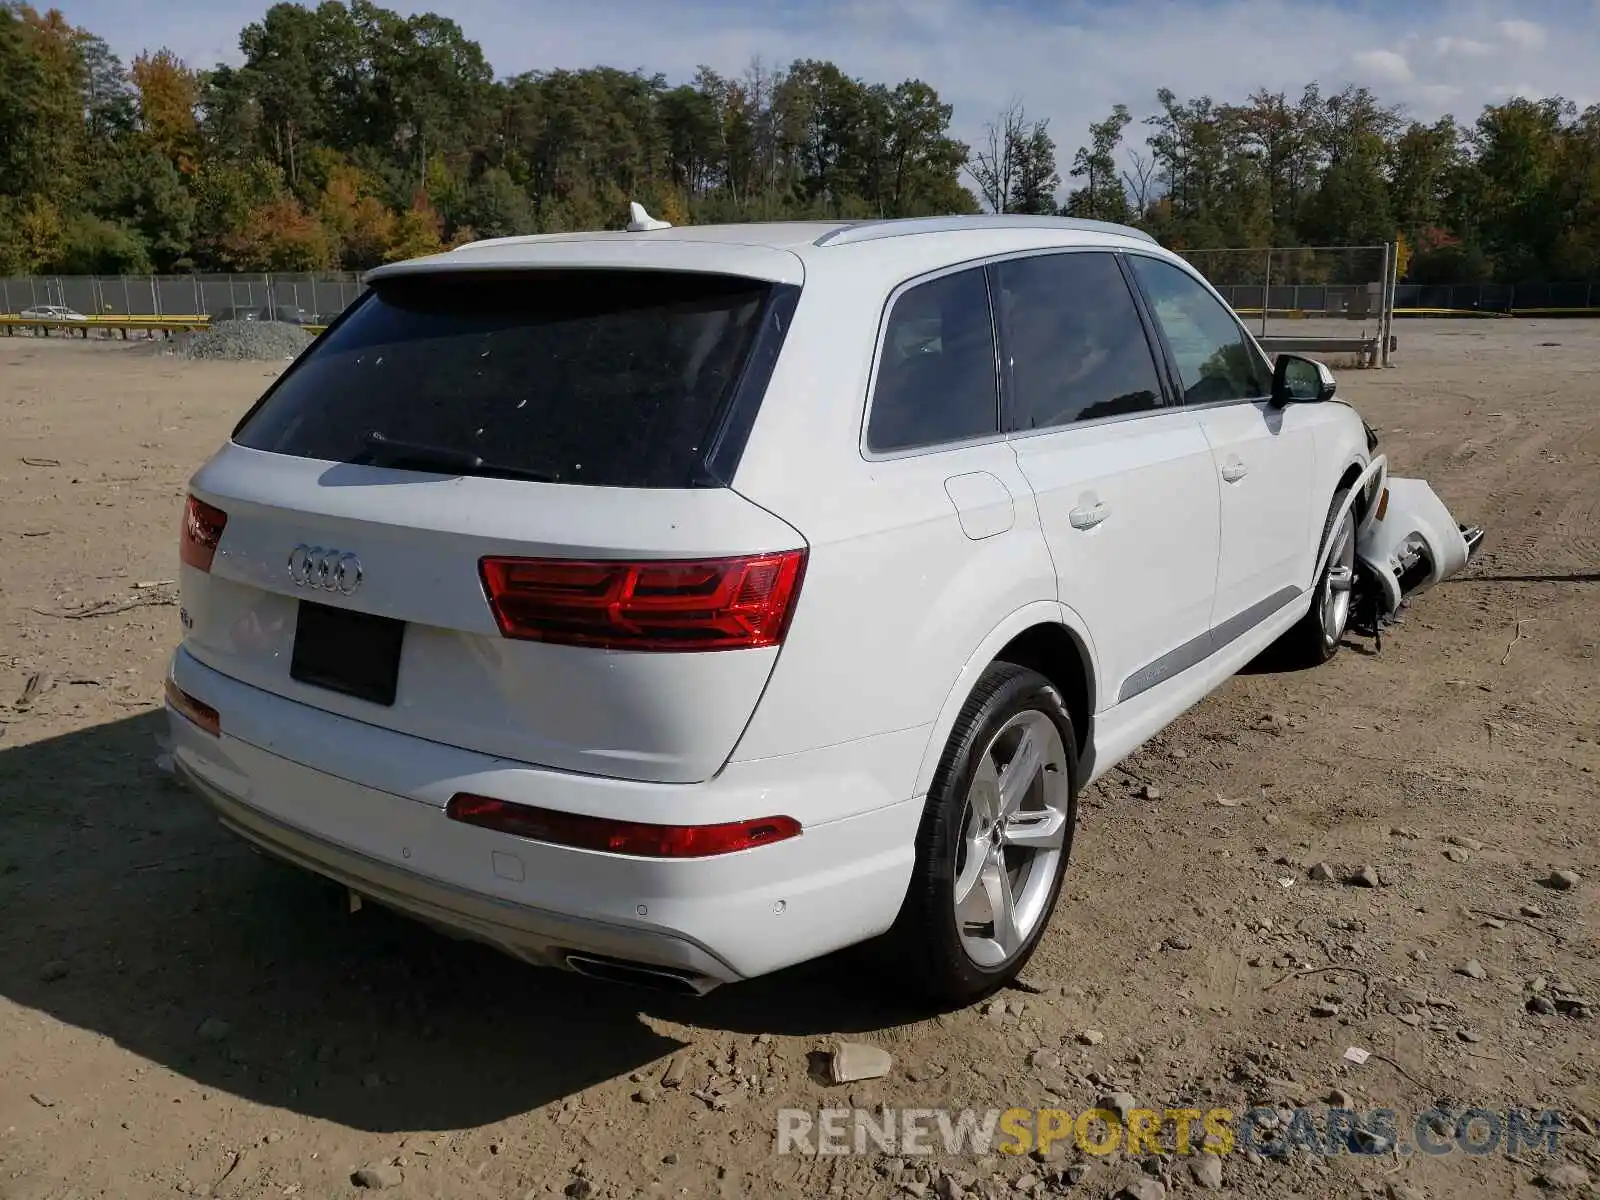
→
(287, 544, 364, 595)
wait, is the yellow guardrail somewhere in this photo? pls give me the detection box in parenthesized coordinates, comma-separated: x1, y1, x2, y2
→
(1234, 306, 1600, 319)
(1, 315, 328, 335)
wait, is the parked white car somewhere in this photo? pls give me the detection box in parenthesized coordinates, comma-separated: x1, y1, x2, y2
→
(17, 305, 87, 321)
(165, 212, 1478, 1004)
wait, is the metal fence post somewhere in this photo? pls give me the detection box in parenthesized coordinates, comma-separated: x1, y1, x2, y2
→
(1387, 242, 1399, 366)
(1378, 242, 1391, 367)
(1261, 249, 1271, 337)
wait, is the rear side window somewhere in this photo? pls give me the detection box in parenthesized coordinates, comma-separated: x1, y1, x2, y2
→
(233, 270, 781, 488)
(993, 251, 1164, 430)
(867, 266, 999, 453)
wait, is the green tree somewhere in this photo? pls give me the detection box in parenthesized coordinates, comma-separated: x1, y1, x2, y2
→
(8, 0, 1600, 284)
(1472, 97, 1572, 279)
(94, 148, 197, 269)
(53, 213, 151, 273)
(1064, 105, 1129, 220)
(0, 4, 84, 200)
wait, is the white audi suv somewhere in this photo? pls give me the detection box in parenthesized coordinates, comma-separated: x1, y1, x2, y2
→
(166, 213, 1381, 1004)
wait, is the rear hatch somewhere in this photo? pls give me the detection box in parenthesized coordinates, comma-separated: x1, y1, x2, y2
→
(179, 266, 804, 785)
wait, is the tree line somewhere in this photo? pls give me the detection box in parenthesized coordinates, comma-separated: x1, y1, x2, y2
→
(2, 0, 1596, 283)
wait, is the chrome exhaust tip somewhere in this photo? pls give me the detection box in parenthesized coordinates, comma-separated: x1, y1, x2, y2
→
(563, 952, 713, 996)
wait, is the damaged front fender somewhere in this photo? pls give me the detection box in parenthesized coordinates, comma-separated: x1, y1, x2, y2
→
(1355, 476, 1485, 621)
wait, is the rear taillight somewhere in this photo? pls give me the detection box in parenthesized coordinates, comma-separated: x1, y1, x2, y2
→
(478, 549, 806, 651)
(446, 793, 801, 858)
(164, 678, 220, 736)
(180, 494, 227, 572)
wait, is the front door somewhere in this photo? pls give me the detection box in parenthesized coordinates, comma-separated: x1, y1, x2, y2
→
(1125, 253, 1318, 639)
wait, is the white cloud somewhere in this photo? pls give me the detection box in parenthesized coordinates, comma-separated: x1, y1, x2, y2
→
(1490, 82, 1542, 100)
(1433, 36, 1492, 57)
(1497, 18, 1547, 49)
(70, 0, 1600, 178)
(1352, 49, 1414, 85)
(1414, 83, 1463, 107)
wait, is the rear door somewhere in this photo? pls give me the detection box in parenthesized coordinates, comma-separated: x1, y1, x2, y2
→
(1125, 254, 1318, 635)
(181, 268, 805, 785)
(996, 250, 1222, 707)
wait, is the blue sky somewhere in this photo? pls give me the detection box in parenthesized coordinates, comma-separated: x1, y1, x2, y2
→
(64, 0, 1600, 163)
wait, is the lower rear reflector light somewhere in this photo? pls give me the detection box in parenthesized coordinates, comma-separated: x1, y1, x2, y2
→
(165, 678, 220, 736)
(445, 794, 801, 858)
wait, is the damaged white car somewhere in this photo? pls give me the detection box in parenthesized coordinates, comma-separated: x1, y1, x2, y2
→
(165, 213, 1481, 1005)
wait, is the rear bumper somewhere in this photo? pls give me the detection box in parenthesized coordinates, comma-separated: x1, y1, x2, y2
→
(166, 648, 924, 987)
(174, 756, 733, 990)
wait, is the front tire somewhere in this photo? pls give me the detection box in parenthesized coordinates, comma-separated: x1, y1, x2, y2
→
(1273, 486, 1356, 668)
(886, 663, 1078, 1007)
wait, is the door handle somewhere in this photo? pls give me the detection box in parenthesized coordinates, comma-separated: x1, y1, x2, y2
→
(1221, 462, 1249, 483)
(1068, 501, 1110, 530)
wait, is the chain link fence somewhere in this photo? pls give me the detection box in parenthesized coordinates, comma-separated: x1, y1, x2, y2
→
(6, 258, 1595, 341)
(1175, 244, 1396, 366)
(1391, 281, 1599, 313)
(0, 272, 366, 322)
(1177, 245, 1394, 339)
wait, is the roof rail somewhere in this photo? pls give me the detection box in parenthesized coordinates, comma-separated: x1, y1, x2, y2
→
(813, 214, 1158, 248)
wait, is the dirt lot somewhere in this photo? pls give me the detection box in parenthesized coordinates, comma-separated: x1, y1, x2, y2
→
(1, 323, 1596, 1200)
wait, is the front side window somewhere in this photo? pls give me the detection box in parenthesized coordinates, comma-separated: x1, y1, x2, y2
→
(992, 251, 1164, 430)
(866, 267, 1000, 453)
(1127, 255, 1272, 404)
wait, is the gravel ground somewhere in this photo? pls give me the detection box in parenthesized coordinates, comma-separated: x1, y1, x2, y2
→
(180, 319, 312, 362)
(0, 322, 1595, 1200)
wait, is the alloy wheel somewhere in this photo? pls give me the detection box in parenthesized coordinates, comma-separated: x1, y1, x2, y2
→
(952, 710, 1071, 968)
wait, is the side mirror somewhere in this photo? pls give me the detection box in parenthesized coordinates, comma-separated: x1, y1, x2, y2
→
(1271, 354, 1336, 408)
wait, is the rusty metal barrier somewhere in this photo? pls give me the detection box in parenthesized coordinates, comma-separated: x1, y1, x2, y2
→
(1, 315, 327, 337)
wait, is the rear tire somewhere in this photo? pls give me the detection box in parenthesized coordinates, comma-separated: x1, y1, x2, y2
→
(1273, 486, 1356, 668)
(885, 663, 1078, 1007)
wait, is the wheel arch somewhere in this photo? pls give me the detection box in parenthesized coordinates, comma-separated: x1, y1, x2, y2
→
(1313, 454, 1388, 586)
(912, 603, 1100, 798)
(1336, 458, 1370, 524)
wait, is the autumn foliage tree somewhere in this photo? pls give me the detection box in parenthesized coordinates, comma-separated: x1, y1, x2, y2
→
(384, 192, 445, 261)
(216, 195, 332, 270)
(132, 49, 200, 171)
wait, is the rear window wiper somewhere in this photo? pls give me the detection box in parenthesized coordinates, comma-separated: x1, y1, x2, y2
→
(359, 432, 558, 483)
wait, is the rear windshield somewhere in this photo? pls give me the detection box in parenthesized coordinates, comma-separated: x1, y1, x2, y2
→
(232, 269, 779, 488)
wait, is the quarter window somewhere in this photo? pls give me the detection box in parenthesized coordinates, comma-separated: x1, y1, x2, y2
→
(992, 251, 1164, 430)
(1127, 255, 1272, 404)
(867, 267, 1000, 453)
